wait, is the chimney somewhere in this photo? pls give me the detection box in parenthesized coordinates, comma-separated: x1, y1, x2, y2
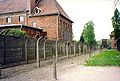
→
(30, 0, 36, 13)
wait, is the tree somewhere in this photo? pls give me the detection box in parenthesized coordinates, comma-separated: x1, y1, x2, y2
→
(2, 29, 26, 37)
(81, 21, 96, 45)
(79, 34, 84, 44)
(112, 8, 120, 39)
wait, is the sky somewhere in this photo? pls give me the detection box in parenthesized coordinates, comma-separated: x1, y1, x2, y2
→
(57, 0, 114, 41)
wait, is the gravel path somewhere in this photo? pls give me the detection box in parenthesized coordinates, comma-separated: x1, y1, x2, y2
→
(0, 51, 120, 81)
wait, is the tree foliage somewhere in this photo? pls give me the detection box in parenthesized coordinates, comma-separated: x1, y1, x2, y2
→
(80, 21, 96, 44)
(3, 29, 26, 37)
(79, 34, 84, 43)
(111, 8, 120, 39)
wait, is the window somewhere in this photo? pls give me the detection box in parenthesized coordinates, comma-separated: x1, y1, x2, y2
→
(63, 22, 65, 28)
(6, 17, 12, 23)
(19, 16, 24, 22)
(60, 20, 62, 27)
(35, 7, 41, 14)
(32, 22, 37, 27)
(66, 23, 67, 29)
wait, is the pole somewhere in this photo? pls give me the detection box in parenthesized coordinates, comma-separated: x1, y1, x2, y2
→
(25, 39, 28, 63)
(56, 40, 58, 61)
(53, 55, 57, 80)
(36, 36, 42, 68)
(74, 42, 76, 56)
(43, 40, 47, 60)
(66, 42, 69, 59)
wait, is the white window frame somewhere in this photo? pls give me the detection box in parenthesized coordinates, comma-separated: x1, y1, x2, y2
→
(7, 17, 12, 23)
(35, 7, 41, 14)
(19, 16, 24, 22)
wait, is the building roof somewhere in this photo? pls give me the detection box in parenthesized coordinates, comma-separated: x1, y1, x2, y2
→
(35, 0, 71, 20)
(0, 24, 43, 31)
(0, 0, 30, 14)
(0, 0, 72, 22)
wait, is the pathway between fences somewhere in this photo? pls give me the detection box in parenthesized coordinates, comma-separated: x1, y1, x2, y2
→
(0, 50, 101, 80)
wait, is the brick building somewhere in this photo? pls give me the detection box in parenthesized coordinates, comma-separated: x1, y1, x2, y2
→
(0, 0, 73, 40)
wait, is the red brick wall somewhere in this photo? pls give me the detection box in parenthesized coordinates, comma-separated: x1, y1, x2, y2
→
(0, 12, 27, 25)
(0, 12, 73, 41)
(28, 15, 58, 40)
(58, 16, 73, 41)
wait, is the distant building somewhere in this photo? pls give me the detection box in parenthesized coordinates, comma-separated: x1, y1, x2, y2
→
(102, 39, 110, 48)
(110, 0, 120, 49)
(110, 31, 116, 49)
(0, 0, 73, 40)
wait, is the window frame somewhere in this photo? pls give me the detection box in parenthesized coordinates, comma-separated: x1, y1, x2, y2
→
(19, 16, 24, 22)
(6, 17, 12, 23)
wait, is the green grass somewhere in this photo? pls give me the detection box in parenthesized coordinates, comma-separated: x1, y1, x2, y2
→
(85, 50, 120, 66)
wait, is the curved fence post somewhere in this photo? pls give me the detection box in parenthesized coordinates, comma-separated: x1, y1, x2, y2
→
(74, 42, 76, 56)
(36, 36, 42, 68)
(83, 44, 86, 54)
(56, 40, 58, 61)
(79, 44, 81, 55)
(43, 40, 47, 60)
(25, 39, 28, 63)
(66, 42, 69, 59)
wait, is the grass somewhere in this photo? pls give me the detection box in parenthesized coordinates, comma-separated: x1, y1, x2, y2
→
(85, 50, 120, 66)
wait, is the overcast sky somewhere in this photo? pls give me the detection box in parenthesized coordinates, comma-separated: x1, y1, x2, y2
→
(57, 0, 114, 41)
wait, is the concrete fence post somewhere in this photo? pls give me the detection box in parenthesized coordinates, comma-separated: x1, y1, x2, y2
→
(36, 36, 42, 68)
(53, 55, 57, 80)
(62, 44, 64, 55)
(56, 41, 58, 61)
(66, 42, 69, 59)
(43, 40, 47, 60)
(25, 39, 28, 63)
(74, 42, 76, 56)
(83, 44, 85, 54)
(83, 44, 86, 54)
(79, 44, 81, 55)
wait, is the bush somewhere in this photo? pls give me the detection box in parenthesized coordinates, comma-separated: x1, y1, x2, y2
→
(5, 29, 26, 37)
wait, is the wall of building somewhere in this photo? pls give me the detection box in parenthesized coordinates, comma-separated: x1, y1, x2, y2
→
(0, 12, 73, 40)
(0, 12, 27, 25)
(58, 16, 73, 41)
(28, 15, 58, 40)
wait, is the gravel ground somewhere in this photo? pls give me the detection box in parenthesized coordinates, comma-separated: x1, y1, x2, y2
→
(0, 50, 120, 81)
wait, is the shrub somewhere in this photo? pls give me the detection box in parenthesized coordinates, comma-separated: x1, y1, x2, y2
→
(5, 29, 26, 37)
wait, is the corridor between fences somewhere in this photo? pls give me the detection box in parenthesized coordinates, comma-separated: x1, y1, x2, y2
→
(0, 36, 97, 67)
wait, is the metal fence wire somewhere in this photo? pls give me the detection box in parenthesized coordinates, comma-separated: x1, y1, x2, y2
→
(0, 36, 97, 65)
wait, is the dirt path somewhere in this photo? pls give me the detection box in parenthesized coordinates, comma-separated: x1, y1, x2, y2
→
(1, 50, 120, 81)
